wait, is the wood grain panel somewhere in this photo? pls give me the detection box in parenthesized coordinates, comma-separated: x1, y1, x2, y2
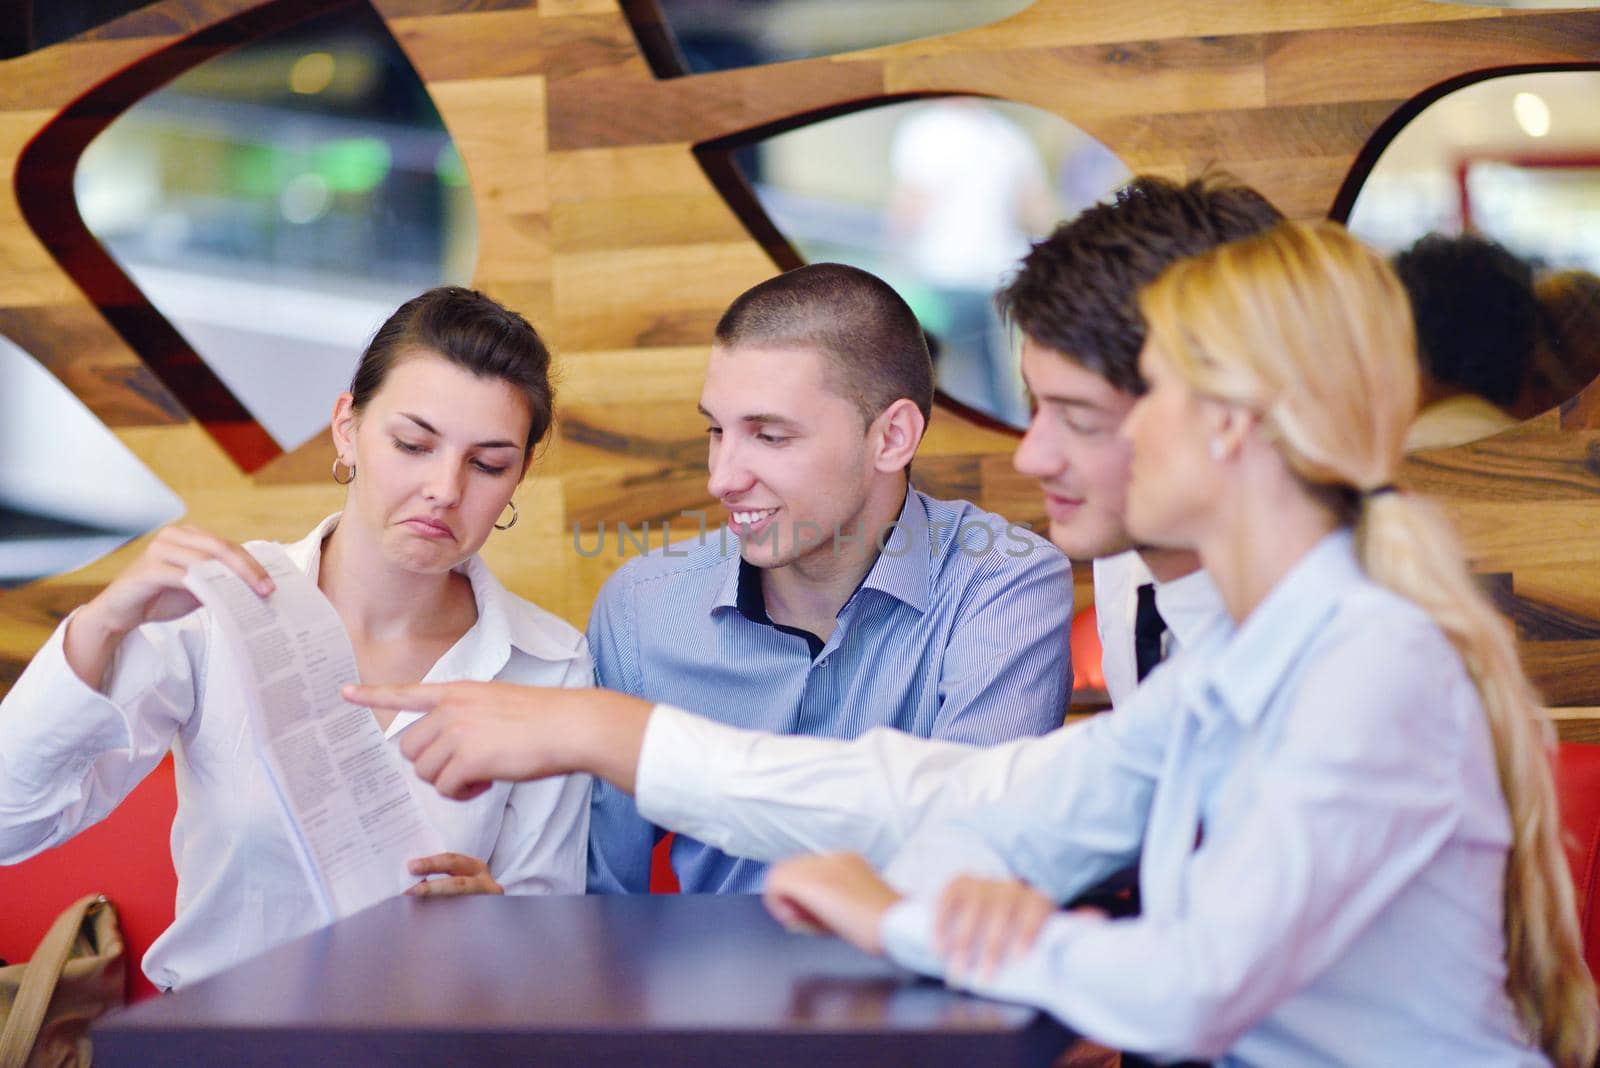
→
(1264, 14, 1600, 108)
(546, 60, 886, 149)
(877, 1, 1487, 54)
(1, 0, 1599, 753)
(388, 10, 545, 80)
(886, 36, 1268, 118)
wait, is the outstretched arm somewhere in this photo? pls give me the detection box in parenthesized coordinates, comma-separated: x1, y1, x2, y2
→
(350, 677, 1099, 872)
(347, 681, 653, 799)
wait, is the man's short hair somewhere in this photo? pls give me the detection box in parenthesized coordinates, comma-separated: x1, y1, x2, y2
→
(1392, 233, 1537, 408)
(714, 262, 934, 427)
(996, 174, 1284, 396)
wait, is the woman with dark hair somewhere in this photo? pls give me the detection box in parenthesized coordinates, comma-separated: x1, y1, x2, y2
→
(0, 286, 590, 991)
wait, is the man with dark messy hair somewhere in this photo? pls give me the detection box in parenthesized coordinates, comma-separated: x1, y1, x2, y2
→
(999, 173, 1283, 396)
(998, 174, 1281, 701)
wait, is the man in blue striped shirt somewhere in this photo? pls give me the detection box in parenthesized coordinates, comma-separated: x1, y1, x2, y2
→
(585, 262, 1073, 895)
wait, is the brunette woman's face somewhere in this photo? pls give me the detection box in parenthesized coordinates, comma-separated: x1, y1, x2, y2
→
(333, 351, 531, 573)
(1120, 340, 1227, 551)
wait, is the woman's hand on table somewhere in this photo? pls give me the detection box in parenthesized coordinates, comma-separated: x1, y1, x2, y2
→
(405, 852, 503, 897)
(934, 875, 1099, 979)
(762, 852, 902, 955)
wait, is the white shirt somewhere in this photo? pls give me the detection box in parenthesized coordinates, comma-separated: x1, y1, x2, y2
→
(636, 534, 1540, 1064)
(1092, 550, 1222, 706)
(0, 514, 592, 990)
(632, 552, 1224, 868)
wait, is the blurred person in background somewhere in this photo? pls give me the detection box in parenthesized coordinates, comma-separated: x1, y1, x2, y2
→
(1395, 232, 1538, 451)
(1515, 268, 1600, 419)
(889, 98, 1056, 426)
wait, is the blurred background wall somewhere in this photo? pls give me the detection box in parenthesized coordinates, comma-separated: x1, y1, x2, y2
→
(3, 0, 1600, 726)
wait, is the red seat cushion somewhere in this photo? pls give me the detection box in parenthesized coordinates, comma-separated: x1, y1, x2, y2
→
(1556, 742, 1600, 986)
(650, 831, 679, 894)
(0, 755, 177, 1002)
(1070, 606, 1105, 693)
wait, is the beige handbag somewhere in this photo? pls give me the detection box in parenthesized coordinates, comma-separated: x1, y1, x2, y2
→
(0, 895, 125, 1068)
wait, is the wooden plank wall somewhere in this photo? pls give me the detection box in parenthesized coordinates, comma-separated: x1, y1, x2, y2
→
(2, 0, 1600, 733)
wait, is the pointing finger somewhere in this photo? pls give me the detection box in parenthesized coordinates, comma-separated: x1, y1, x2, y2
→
(345, 682, 446, 711)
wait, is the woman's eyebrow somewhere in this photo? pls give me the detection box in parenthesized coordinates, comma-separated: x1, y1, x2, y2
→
(398, 412, 519, 450)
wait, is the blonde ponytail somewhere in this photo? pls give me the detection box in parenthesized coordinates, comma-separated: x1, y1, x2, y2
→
(1140, 220, 1598, 1065)
(1360, 491, 1596, 1066)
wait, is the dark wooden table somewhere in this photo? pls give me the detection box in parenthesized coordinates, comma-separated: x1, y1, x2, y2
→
(94, 894, 1074, 1066)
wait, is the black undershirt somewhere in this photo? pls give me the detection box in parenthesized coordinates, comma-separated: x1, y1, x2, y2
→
(734, 559, 827, 659)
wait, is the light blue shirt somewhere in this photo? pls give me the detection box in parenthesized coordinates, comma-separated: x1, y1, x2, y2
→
(587, 487, 1072, 894)
(879, 531, 1544, 1066)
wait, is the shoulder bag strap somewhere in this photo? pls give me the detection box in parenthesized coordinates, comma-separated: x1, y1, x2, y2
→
(0, 894, 103, 1068)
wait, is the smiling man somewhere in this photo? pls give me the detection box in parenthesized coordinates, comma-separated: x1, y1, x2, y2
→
(583, 262, 1073, 895)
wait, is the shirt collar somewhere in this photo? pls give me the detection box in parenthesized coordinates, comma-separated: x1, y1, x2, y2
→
(1152, 565, 1224, 652)
(708, 485, 931, 616)
(1194, 529, 1365, 728)
(282, 513, 584, 667)
(857, 487, 931, 614)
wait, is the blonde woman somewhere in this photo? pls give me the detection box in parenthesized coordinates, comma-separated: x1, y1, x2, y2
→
(747, 222, 1595, 1066)
(368, 224, 1596, 1064)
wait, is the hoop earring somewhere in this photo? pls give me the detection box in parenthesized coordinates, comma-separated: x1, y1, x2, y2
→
(495, 500, 519, 531)
(332, 458, 355, 485)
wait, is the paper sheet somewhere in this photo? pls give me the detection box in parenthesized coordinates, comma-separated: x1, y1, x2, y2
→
(184, 544, 444, 921)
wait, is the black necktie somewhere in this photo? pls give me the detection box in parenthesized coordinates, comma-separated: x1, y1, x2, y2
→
(1134, 582, 1167, 683)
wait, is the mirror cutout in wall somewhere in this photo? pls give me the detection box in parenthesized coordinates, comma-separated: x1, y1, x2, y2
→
(1344, 69, 1600, 443)
(73, 1, 477, 454)
(711, 97, 1130, 429)
(0, 335, 183, 587)
(628, 0, 1033, 77)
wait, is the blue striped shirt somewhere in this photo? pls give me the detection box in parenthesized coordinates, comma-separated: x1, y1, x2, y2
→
(586, 487, 1073, 894)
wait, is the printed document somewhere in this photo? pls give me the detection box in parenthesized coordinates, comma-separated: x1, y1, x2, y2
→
(184, 544, 443, 920)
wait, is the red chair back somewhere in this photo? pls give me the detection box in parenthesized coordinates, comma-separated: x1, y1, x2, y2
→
(1556, 741, 1600, 985)
(650, 831, 680, 894)
(1070, 605, 1105, 695)
(0, 755, 178, 1002)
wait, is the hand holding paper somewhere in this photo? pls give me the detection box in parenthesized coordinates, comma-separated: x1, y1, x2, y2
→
(184, 544, 445, 921)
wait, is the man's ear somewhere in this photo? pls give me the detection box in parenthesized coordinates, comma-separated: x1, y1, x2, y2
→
(870, 398, 926, 474)
(330, 392, 359, 462)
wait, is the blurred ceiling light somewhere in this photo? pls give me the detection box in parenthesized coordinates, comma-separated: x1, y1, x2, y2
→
(280, 171, 331, 223)
(1513, 91, 1551, 138)
(289, 51, 336, 95)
